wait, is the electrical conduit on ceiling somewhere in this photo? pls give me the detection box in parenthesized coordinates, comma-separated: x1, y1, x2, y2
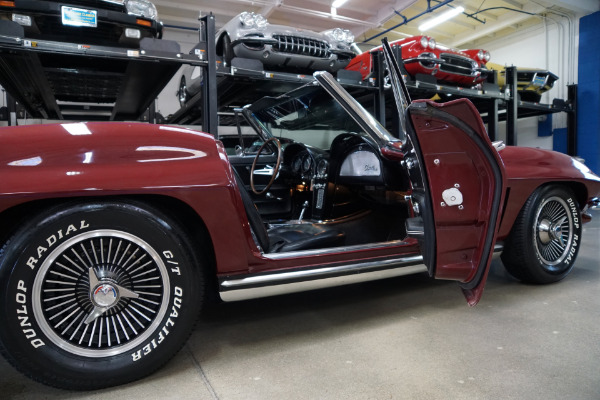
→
(361, 0, 456, 44)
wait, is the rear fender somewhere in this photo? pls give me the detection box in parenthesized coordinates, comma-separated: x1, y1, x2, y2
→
(497, 146, 600, 238)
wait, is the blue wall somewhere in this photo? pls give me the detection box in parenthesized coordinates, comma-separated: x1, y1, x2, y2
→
(577, 11, 600, 173)
(553, 128, 567, 154)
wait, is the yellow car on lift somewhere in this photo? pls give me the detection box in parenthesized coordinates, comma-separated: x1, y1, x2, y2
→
(487, 62, 559, 103)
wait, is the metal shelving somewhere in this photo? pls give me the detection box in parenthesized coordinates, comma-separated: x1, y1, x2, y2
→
(0, 12, 575, 153)
(0, 17, 210, 122)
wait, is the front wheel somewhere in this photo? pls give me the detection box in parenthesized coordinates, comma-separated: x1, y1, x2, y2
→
(501, 185, 582, 284)
(0, 200, 204, 389)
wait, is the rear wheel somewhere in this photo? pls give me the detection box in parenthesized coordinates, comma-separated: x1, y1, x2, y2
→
(178, 76, 188, 107)
(221, 33, 234, 65)
(0, 200, 204, 389)
(501, 185, 582, 283)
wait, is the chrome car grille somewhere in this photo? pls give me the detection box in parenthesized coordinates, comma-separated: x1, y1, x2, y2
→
(272, 35, 330, 58)
(439, 53, 476, 76)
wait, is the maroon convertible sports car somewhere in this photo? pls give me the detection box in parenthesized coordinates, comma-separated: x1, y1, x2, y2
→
(0, 40, 599, 390)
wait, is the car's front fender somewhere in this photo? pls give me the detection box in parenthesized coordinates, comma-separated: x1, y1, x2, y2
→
(0, 122, 252, 274)
(0, 122, 229, 196)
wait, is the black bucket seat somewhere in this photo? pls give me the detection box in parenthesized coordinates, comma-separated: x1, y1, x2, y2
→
(233, 169, 345, 253)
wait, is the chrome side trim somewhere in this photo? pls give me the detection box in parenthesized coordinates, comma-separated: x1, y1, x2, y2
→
(221, 255, 424, 291)
(220, 263, 428, 302)
(493, 242, 504, 257)
(263, 239, 408, 260)
(219, 243, 505, 301)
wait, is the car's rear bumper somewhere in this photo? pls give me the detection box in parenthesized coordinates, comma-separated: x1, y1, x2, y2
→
(516, 70, 559, 95)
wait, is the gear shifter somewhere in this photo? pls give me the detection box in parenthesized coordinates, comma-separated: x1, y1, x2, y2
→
(298, 201, 309, 223)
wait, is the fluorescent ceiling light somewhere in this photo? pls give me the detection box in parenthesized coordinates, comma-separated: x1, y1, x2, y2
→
(418, 6, 465, 31)
(62, 122, 92, 136)
(331, 0, 348, 8)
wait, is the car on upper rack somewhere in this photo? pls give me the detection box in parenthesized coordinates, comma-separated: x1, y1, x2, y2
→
(346, 35, 491, 87)
(0, 0, 162, 47)
(486, 62, 559, 102)
(177, 11, 355, 107)
(1, 39, 599, 391)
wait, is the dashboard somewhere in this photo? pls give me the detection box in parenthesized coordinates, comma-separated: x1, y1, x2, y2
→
(283, 144, 329, 219)
(289, 150, 329, 180)
(282, 133, 387, 221)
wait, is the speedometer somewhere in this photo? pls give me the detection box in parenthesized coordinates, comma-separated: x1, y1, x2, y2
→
(292, 156, 302, 173)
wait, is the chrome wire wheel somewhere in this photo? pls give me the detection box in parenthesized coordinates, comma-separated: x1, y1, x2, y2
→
(0, 200, 204, 389)
(32, 230, 170, 358)
(533, 196, 573, 268)
(501, 185, 582, 284)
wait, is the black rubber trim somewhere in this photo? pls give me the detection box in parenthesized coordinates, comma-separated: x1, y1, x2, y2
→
(403, 109, 436, 277)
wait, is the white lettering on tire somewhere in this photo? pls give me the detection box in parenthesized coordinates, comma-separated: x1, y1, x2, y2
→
(131, 286, 183, 362)
(26, 220, 89, 270)
(15, 280, 45, 349)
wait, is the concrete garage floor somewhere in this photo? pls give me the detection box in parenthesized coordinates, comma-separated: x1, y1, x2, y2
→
(1, 210, 599, 399)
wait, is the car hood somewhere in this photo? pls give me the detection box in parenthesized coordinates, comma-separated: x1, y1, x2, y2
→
(221, 20, 344, 46)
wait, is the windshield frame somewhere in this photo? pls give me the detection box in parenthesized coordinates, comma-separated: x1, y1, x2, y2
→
(242, 75, 400, 149)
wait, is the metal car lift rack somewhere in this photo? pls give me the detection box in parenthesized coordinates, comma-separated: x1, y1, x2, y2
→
(0, 12, 576, 154)
(367, 48, 576, 150)
(0, 14, 218, 131)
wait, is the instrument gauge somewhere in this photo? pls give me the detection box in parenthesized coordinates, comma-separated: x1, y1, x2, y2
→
(317, 159, 328, 176)
(302, 154, 312, 173)
(291, 155, 302, 173)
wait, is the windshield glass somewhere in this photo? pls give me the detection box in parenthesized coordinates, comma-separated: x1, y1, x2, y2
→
(247, 85, 391, 151)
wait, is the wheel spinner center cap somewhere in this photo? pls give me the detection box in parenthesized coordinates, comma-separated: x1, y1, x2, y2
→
(550, 224, 562, 240)
(93, 284, 119, 307)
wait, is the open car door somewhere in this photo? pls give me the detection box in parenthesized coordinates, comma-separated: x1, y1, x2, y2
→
(382, 39, 507, 306)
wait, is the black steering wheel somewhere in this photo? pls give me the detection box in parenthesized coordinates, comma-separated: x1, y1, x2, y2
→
(250, 137, 282, 195)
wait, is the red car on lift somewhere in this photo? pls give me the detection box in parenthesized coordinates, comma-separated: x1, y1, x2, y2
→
(0, 40, 598, 390)
(462, 48, 492, 70)
(346, 35, 490, 87)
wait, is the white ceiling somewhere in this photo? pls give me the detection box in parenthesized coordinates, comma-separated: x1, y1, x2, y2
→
(154, 0, 599, 50)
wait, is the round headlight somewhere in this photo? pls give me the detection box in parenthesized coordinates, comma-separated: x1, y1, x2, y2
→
(420, 36, 429, 49)
(254, 14, 268, 28)
(125, 0, 158, 21)
(484, 51, 491, 62)
(332, 28, 345, 42)
(240, 12, 255, 27)
(344, 30, 354, 43)
(477, 50, 484, 60)
(428, 38, 436, 49)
